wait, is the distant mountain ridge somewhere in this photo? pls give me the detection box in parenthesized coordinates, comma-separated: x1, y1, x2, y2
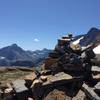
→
(0, 44, 51, 67)
(0, 44, 33, 61)
(26, 48, 52, 66)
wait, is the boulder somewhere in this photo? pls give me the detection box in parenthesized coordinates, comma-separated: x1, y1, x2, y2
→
(12, 79, 29, 100)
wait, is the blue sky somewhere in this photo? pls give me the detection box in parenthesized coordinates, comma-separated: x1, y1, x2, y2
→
(0, 0, 100, 50)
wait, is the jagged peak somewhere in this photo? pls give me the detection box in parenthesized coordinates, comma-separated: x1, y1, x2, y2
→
(87, 27, 100, 34)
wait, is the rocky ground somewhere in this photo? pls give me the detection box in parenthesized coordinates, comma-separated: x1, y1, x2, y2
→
(0, 66, 99, 100)
(0, 67, 34, 88)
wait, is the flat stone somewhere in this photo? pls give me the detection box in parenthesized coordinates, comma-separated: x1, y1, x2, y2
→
(43, 72, 82, 87)
(72, 90, 86, 100)
(52, 72, 73, 81)
(12, 79, 29, 100)
(92, 66, 100, 72)
(82, 84, 100, 100)
(95, 82, 100, 89)
(24, 72, 37, 81)
(12, 79, 28, 93)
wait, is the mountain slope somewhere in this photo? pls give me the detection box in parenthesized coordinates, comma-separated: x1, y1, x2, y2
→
(26, 48, 52, 66)
(0, 44, 33, 62)
(0, 44, 51, 67)
(72, 27, 100, 54)
(79, 27, 100, 46)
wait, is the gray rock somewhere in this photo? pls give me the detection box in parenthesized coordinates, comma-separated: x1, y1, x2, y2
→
(95, 82, 100, 90)
(12, 79, 29, 100)
(82, 84, 100, 100)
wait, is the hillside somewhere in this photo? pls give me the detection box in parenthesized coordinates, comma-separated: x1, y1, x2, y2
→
(0, 44, 51, 67)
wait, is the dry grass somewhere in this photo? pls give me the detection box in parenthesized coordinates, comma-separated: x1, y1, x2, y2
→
(0, 67, 34, 85)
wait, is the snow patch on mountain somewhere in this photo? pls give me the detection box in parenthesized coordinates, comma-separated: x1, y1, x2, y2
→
(0, 56, 5, 59)
(93, 45, 100, 54)
(73, 37, 84, 45)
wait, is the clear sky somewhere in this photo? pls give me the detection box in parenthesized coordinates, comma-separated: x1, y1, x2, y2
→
(0, 0, 100, 50)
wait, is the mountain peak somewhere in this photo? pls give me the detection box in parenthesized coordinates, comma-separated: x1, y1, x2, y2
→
(90, 27, 99, 30)
(79, 27, 100, 46)
(11, 44, 18, 47)
(9, 44, 24, 52)
(88, 27, 100, 34)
